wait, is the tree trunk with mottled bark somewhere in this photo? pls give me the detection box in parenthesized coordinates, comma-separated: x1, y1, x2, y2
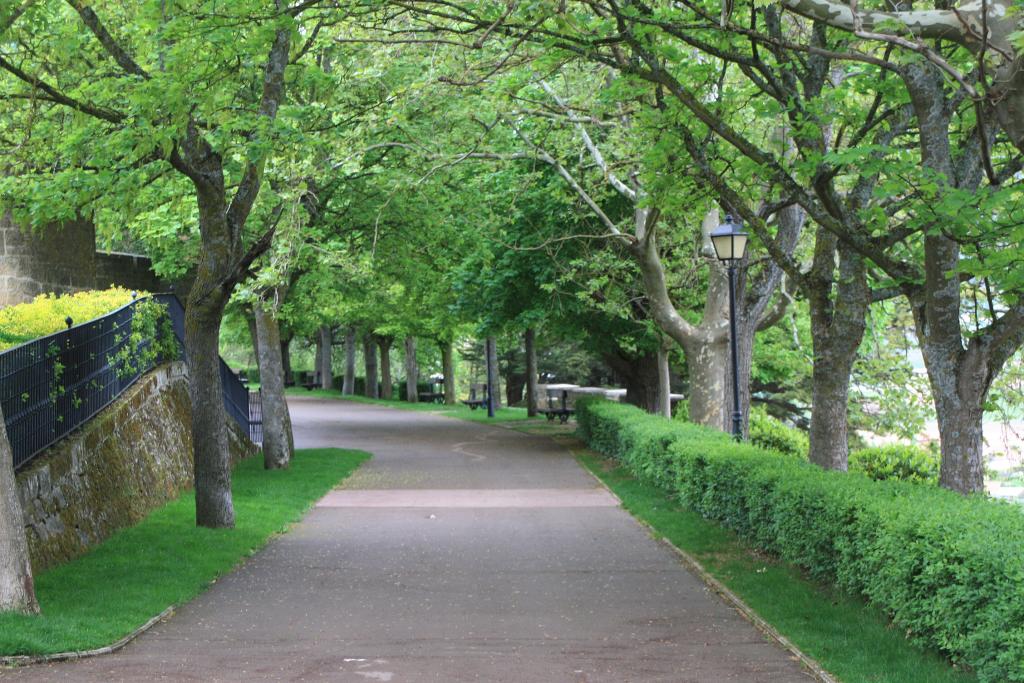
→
(682, 336, 728, 426)
(656, 344, 671, 418)
(806, 236, 869, 470)
(314, 335, 322, 383)
(378, 336, 393, 400)
(902, 65, 1005, 494)
(342, 327, 356, 395)
(185, 283, 235, 528)
(632, 207, 795, 432)
(0, 406, 38, 614)
(317, 326, 334, 390)
(363, 334, 379, 399)
(485, 336, 501, 411)
(404, 336, 418, 402)
(441, 342, 456, 405)
(254, 303, 293, 469)
(525, 328, 538, 417)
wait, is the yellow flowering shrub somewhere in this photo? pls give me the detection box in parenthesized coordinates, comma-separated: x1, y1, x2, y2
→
(0, 287, 143, 350)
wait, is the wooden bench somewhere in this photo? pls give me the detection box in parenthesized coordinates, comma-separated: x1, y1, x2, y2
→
(299, 371, 320, 391)
(538, 388, 575, 423)
(460, 383, 488, 410)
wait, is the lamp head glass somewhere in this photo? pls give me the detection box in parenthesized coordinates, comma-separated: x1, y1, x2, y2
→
(710, 214, 749, 262)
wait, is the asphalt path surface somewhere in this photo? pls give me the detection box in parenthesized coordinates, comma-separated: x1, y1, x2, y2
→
(3, 397, 814, 682)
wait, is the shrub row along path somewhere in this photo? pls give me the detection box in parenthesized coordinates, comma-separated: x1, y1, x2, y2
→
(7, 397, 813, 682)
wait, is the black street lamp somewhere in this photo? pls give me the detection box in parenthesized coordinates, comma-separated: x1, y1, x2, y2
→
(710, 214, 749, 441)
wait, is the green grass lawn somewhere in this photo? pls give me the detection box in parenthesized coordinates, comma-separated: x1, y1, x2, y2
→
(576, 449, 977, 683)
(288, 387, 537, 423)
(0, 448, 368, 657)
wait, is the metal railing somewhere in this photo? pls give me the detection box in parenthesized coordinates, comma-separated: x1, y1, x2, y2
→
(1, 293, 260, 470)
(248, 390, 263, 445)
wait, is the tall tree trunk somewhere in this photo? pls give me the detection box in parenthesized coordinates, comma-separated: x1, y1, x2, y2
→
(633, 209, 728, 426)
(404, 336, 419, 402)
(314, 334, 322, 383)
(0, 406, 38, 614)
(246, 312, 258, 371)
(378, 336, 393, 400)
(174, 23, 291, 528)
(280, 332, 292, 386)
(525, 328, 539, 417)
(682, 336, 728, 426)
(604, 349, 661, 413)
(318, 326, 333, 391)
(903, 65, 993, 493)
(441, 341, 456, 405)
(911, 235, 990, 493)
(656, 344, 671, 418)
(342, 327, 356, 395)
(933, 388, 986, 492)
(363, 334, 379, 399)
(185, 286, 234, 528)
(505, 370, 526, 406)
(486, 336, 501, 410)
(254, 303, 293, 469)
(806, 237, 869, 470)
(633, 208, 798, 433)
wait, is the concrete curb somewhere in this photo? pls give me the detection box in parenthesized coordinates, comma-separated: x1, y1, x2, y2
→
(576, 449, 840, 683)
(0, 606, 174, 668)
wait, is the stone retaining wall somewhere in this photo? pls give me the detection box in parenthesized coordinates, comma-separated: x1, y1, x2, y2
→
(15, 361, 256, 570)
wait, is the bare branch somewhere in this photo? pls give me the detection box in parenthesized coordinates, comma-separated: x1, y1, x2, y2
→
(540, 80, 637, 202)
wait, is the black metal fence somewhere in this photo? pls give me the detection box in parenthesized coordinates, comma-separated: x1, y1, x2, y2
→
(248, 390, 263, 445)
(156, 294, 259, 445)
(1, 293, 260, 470)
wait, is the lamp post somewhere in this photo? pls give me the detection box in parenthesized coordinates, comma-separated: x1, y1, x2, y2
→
(710, 215, 749, 441)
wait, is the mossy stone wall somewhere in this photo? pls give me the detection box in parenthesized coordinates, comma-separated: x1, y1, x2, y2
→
(15, 361, 256, 570)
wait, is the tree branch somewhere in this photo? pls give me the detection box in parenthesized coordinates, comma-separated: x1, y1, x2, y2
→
(0, 55, 124, 123)
(226, 24, 291, 236)
(67, 0, 149, 78)
(539, 80, 637, 202)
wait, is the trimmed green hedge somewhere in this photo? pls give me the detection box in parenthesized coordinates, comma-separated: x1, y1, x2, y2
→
(577, 398, 1024, 682)
(748, 405, 809, 458)
(850, 443, 940, 484)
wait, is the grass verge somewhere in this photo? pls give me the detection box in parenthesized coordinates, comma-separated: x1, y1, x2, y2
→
(576, 448, 976, 683)
(0, 448, 369, 656)
(288, 388, 537, 423)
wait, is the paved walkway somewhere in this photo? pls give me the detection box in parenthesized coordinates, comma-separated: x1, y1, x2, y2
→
(5, 398, 814, 682)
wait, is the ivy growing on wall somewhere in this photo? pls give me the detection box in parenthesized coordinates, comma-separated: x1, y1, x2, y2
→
(109, 300, 179, 380)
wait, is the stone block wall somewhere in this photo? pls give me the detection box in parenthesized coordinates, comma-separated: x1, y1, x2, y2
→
(0, 212, 173, 307)
(95, 251, 166, 293)
(0, 214, 97, 307)
(15, 361, 256, 571)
